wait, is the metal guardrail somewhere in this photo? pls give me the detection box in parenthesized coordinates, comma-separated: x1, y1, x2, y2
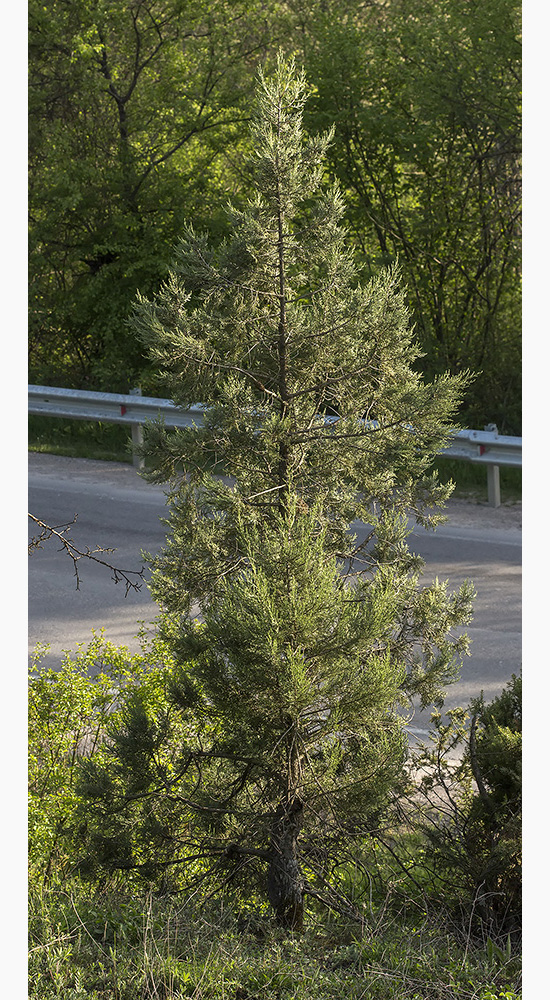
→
(441, 425, 521, 507)
(28, 384, 206, 475)
(28, 384, 206, 429)
(29, 385, 521, 507)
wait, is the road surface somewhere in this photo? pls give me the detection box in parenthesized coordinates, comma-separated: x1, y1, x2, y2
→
(28, 453, 521, 731)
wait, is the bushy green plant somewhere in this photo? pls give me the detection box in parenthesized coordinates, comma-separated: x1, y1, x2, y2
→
(28, 631, 182, 885)
(463, 676, 521, 935)
(409, 676, 521, 939)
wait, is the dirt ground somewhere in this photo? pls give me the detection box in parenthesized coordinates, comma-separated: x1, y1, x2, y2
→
(441, 494, 521, 532)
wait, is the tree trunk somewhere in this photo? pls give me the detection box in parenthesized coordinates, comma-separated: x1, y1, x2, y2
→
(267, 798, 304, 930)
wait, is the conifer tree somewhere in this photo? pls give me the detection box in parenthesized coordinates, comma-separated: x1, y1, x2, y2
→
(89, 55, 473, 928)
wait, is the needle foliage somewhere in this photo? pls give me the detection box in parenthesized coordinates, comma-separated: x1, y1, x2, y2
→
(82, 55, 474, 929)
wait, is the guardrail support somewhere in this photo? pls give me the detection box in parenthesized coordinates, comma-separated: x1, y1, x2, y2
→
(486, 464, 501, 508)
(483, 425, 500, 508)
(129, 388, 144, 470)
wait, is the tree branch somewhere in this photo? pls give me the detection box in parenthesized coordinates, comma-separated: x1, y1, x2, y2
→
(28, 514, 144, 595)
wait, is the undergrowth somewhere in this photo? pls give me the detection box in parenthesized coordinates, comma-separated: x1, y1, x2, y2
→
(28, 637, 522, 999)
(28, 884, 521, 1000)
(28, 416, 133, 463)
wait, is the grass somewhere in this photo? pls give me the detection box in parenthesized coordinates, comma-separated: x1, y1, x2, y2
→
(28, 883, 522, 1000)
(28, 416, 134, 463)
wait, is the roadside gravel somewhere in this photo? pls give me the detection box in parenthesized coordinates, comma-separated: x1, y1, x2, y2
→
(440, 494, 521, 532)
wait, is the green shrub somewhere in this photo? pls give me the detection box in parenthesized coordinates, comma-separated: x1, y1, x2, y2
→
(28, 631, 180, 885)
(412, 676, 521, 939)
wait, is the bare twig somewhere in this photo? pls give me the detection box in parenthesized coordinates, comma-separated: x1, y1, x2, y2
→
(28, 513, 144, 595)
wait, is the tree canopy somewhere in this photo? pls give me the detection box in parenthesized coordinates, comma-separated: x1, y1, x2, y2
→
(302, 0, 521, 430)
(28, 0, 521, 432)
(29, 0, 279, 388)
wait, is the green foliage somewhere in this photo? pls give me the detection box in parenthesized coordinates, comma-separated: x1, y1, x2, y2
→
(28, 0, 283, 390)
(131, 53, 474, 696)
(75, 507, 417, 904)
(28, 0, 521, 434)
(29, 45, 520, 950)
(302, 0, 521, 432)
(471, 675, 521, 809)
(28, 631, 182, 885)
(76, 56, 473, 929)
(28, 613, 520, 980)
(409, 676, 521, 937)
(29, 637, 521, 986)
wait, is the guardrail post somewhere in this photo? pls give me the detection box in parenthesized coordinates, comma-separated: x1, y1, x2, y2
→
(486, 464, 501, 508)
(484, 424, 500, 508)
(129, 388, 144, 470)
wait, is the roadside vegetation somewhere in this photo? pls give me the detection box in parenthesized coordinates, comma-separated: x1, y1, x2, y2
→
(29, 636, 521, 1000)
(29, 0, 521, 435)
(28, 416, 133, 464)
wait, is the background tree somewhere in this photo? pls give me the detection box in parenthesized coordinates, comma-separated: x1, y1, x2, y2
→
(300, 0, 521, 431)
(28, 0, 521, 434)
(80, 57, 473, 930)
(28, 0, 287, 390)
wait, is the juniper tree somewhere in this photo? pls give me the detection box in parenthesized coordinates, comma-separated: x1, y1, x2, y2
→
(84, 55, 473, 928)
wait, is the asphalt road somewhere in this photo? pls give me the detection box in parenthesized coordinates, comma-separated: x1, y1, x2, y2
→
(28, 453, 522, 732)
